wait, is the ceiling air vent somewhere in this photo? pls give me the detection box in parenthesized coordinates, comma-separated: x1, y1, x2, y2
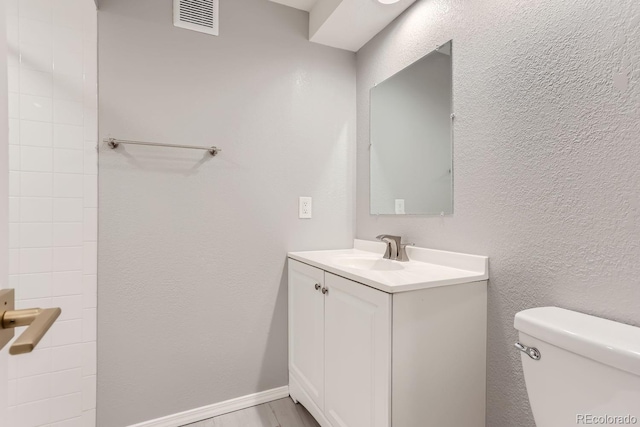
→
(173, 0, 219, 36)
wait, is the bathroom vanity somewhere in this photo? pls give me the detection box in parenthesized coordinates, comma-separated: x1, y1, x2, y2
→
(288, 240, 489, 427)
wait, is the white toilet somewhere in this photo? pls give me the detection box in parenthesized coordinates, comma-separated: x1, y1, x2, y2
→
(514, 307, 640, 427)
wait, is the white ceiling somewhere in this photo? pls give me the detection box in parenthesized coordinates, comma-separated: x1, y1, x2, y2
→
(98, 0, 416, 52)
(271, 0, 417, 52)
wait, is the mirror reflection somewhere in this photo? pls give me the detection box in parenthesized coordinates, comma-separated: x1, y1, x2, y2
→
(370, 40, 453, 215)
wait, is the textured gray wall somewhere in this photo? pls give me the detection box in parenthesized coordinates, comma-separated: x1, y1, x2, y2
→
(97, 1, 355, 425)
(356, 1, 640, 426)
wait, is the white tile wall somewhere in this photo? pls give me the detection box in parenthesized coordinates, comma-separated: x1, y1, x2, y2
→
(5, 0, 97, 425)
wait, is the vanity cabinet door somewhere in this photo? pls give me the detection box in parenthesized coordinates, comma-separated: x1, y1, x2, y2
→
(288, 260, 325, 411)
(324, 273, 391, 427)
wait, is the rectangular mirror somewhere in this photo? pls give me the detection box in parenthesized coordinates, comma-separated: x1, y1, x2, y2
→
(370, 40, 453, 215)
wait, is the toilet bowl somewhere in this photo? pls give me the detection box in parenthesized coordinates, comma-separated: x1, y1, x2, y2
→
(514, 307, 640, 427)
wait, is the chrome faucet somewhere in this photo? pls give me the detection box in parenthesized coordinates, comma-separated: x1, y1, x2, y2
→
(376, 235, 414, 262)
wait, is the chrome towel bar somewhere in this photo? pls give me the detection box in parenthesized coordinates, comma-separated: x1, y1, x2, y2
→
(105, 138, 222, 156)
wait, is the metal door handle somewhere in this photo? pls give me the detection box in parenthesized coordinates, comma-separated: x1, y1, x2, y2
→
(321, 287, 328, 295)
(315, 284, 321, 291)
(0, 289, 61, 355)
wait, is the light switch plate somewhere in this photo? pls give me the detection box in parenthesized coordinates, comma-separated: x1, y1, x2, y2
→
(395, 199, 405, 214)
(299, 197, 312, 219)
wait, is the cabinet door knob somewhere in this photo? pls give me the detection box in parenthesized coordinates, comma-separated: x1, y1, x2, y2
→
(321, 287, 329, 295)
(315, 284, 321, 291)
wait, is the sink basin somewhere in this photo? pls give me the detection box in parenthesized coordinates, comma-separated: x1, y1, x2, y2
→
(333, 256, 404, 271)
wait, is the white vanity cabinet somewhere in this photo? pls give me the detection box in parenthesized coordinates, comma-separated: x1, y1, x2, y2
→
(323, 273, 391, 427)
(288, 260, 326, 411)
(289, 260, 391, 427)
(288, 242, 488, 427)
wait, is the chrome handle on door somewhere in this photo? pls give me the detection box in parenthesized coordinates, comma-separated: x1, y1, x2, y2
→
(515, 342, 541, 361)
(321, 287, 329, 295)
(315, 284, 321, 291)
(0, 289, 62, 355)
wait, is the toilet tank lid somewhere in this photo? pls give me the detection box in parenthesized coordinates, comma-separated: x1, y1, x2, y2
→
(514, 307, 640, 376)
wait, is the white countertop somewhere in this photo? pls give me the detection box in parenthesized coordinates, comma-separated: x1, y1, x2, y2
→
(288, 239, 489, 293)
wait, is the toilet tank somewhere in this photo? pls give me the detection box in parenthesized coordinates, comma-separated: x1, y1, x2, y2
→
(514, 307, 640, 427)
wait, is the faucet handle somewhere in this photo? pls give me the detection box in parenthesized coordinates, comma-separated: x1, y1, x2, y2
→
(376, 235, 398, 259)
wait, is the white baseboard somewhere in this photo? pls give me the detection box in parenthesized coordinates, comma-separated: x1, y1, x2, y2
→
(128, 386, 290, 427)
